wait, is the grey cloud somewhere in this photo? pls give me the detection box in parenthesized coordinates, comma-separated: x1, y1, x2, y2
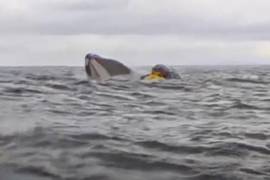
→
(2, 13, 270, 42)
(48, 0, 129, 11)
(0, 34, 265, 66)
(1, 0, 270, 66)
(1, 0, 270, 41)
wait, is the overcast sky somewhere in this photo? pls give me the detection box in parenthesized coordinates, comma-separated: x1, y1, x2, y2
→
(1, 0, 270, 66)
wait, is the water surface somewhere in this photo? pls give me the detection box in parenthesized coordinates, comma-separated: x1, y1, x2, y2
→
(0, 66, 270, 180)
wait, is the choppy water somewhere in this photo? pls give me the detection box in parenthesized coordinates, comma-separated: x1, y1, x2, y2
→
(0, 66, 270, 180)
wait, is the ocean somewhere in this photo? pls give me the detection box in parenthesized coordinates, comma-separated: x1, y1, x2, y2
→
(0, 66, 269, 180)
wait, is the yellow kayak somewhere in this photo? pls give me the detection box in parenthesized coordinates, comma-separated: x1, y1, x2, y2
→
(143, 72, 165, 81)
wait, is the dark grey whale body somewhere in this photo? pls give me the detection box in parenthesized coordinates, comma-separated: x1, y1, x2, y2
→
(85, 53, 131, 81)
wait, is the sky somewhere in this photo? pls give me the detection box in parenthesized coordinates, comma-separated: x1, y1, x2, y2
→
(1, 0, 270, 66)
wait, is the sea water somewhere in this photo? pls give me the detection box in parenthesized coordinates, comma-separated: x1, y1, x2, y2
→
(0, 66, 269, 180)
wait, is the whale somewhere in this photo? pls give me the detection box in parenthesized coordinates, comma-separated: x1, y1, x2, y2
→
(85, 53, 131, 81)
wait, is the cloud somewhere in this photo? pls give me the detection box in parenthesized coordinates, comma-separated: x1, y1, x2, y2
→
(1, 0, 270, 39)
(52, 0, 129, 11)
(0, 0, 270, 66)
(255, 42, 270, 59)
(0, 34, 266, 66)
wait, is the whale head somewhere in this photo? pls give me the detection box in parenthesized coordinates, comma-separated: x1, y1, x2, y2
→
(85, 53, 131, 81)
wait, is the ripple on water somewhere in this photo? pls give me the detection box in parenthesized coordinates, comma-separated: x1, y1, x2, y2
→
(0, 66, 270, 180)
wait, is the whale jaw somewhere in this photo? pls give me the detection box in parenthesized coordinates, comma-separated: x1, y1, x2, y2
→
(85, 54, 131, 81)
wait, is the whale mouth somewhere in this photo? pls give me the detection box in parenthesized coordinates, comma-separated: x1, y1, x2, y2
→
(85, 54, 131, 81)
(85, 57, 111, 81)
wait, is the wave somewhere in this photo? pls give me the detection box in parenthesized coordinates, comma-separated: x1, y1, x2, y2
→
(230, 101, 261, 110)
(225, 78, 267, 84)
(137, 140, 208, 154)
(84, 151, 196, 174)
(3, 87, 43, 95)
(25, 74, 56, 81)
(45, 83, 75, 91)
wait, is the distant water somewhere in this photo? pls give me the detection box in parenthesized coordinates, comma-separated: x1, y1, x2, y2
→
(0, 66, 270, 180)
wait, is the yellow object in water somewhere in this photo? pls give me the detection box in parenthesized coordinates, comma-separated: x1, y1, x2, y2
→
(144, 72, 165, 81)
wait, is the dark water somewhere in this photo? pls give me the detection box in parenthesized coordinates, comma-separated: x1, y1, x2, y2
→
(0, 66, 270, 180)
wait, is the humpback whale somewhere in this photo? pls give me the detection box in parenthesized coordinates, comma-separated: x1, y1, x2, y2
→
(85, 53, 131, 81)
(85, 53, 180, 81)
